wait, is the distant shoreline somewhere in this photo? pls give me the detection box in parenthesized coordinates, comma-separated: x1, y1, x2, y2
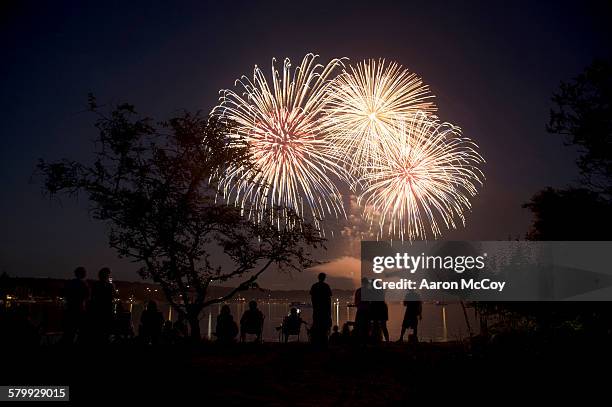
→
(0, 276, 356, 302)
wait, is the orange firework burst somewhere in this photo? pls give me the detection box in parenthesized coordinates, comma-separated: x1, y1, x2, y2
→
(213, 53, 348, 227)
(358, 113, 484, 241)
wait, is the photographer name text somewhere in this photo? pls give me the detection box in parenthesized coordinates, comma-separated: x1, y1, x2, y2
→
(371, 278, 506, 292)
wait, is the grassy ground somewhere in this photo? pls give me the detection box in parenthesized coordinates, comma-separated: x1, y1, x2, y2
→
(2, 339, 609, 405)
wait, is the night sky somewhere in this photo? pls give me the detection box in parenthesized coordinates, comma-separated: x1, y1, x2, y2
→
(1, 0, 610, 288)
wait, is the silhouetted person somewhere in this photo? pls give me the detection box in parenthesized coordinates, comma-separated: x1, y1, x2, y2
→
(329, 325, 341, 345)
(162, 320, 178, 344)
(62, 266, 89, 344)
(140, 300, 163, 345)
(240, 300, 264, 342)
(341, 321, 353, 342)
(354, 278, 371, 342)
(174, 314, 189, 339)
(310, 272, 332, 345)
(281, 307, 307, 342)
(399, 292, 422, 343)
(3, 305, 39, 347)
(113, 302, 133, 341)
(371, 291, 389, 342)
(87, 267, 114, 344)
(216, 305, 238, 343)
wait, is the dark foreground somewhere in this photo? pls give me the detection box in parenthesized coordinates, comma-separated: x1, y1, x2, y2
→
(2, 337, 610, 405)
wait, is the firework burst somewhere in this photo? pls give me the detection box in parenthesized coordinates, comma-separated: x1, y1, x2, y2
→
(323, 59, 437, 175)
(358, 113, 484, 241)
(213, 54, 348, 227)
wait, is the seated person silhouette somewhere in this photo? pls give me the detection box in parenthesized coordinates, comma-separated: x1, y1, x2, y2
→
(281, 307, 307, 342)
(329, 325, 341, 345)
(240, 300, 264, 343)
(139, 300, 164, 345)
(4, 304, 40, 347)
(215, 305, 238, 343)
(341, 322, 353, 336)
(174, 315, 188, 340)
(161, 320, 178, 344)
(113, 302, 134, 340)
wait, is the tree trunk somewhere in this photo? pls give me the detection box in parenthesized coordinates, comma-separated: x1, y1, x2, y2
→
(188, 316, 202, 342)
(186, 304, 202, 342)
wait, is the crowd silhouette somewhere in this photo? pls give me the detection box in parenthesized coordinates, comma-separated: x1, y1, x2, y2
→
(1, 268, 424, 347)
(58, 266, 190, 345)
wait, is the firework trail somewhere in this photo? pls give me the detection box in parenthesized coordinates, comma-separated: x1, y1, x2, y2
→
(358, 113, 484, 241)
(213, 54, 348, 227)
(322, 59, 437, 176)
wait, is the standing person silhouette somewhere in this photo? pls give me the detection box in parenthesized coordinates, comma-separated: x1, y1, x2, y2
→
(61, 266, 89, 345)
(88, 267, 114, 344)
(371, 290, 390, 342)
(399, 291, 422, 343)
(354, 277, 371, 343)
(310, 272, 332, 346)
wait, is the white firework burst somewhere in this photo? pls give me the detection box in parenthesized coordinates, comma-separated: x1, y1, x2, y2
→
(323, 59, 437, 176)
(358, 113, 484, 241)
(213, 53, 348, 228)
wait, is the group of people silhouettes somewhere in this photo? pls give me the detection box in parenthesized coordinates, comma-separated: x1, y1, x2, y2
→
(215, 273, 423, 345)
(62, 266, 114, 344)
(61, 266, 188, 345)
(59, 267, 422, 345)
(314, 273, 423, 345)
(214, 300, 267, 343)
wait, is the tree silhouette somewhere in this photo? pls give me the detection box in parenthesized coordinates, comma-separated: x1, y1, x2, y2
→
(548, 58, 612, 197)
(523, 187, 612, 240)
(526, 59, 612, 240)
(515, 61, 612, 335)
(37, 97, 324, 339)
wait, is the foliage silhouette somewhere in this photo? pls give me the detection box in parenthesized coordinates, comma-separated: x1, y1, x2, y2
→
(37, 96, 325, 339)
(548, 58, 612, 197)
(502, 60, 612, 337)
(526, 59, 612, 239)
(523, 187, 612, 240)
